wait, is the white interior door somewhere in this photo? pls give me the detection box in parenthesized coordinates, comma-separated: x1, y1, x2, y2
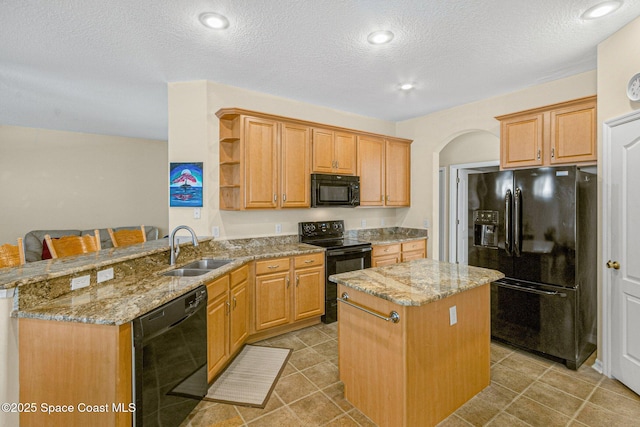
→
(605, 110, 640, 394)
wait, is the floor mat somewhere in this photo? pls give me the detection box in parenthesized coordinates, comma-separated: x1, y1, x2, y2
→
(203, 344, 292, 408)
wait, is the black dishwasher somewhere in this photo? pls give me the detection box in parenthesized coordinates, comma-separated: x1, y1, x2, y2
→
(133, 285, 208, 427)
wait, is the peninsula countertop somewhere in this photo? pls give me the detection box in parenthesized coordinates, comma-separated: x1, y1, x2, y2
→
(329, 258, 504, 306)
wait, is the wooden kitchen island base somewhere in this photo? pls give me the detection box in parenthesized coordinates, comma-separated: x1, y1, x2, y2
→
(338, 283, 490, 427)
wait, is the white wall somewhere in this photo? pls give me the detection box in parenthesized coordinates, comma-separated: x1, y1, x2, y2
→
(438, 131, 500, 260)
(396, 70, 597, 258)
(168, 81, 403, 239)
(0, 125, 169, 243)
(0, 298, 18, 427)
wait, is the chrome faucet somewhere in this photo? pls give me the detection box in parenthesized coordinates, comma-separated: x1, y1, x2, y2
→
(170, 225, 199, 265)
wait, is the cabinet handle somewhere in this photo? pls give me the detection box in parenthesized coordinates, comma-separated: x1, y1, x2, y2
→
(304, 259, 314, 264)
(381, 195, 384, 202)
(268, 265, 280, 269)
(225, 301, 230, 315)
(233, 296, 237, 309)
(384, 248, 389, 252)
(273, 194, 277, 202)
(537, 149, 541, 160)
(286, 276, 290, 288)
(386, 195, 390, 202)
(336, 160, 339, 168)
(551, 148, 555, 158)
(296, 275, 299, 286)
(283, 193, 286, 202)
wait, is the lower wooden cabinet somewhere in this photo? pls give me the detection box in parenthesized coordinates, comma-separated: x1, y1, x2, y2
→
(372, 239, 427, 267)
(255, 253, 324, 331)
(207, 265, 249, 382)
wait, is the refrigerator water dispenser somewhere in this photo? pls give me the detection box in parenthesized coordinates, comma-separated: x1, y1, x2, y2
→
(473, 210, 499, 248)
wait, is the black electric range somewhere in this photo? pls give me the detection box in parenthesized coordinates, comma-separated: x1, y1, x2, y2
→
(299, 220, 371, 323)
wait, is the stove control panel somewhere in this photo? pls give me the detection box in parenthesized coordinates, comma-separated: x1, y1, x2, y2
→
(299, 220, 345, 240)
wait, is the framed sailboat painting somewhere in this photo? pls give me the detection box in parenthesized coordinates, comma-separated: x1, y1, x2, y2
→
(169, 162, 203, 207)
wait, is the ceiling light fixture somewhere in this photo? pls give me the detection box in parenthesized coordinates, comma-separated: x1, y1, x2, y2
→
(581, 1, 622, 19)
(199, 12, 230, 29)
(399, 83, 414, 91)
(367, 30, 394, 45)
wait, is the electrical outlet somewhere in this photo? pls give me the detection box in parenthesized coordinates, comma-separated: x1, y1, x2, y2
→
(71, 275, 91, 290)
(381, 218, 385, 226)
(449, 306, 457, 325)
(361, 219, 367, 228)
(275, 223, 282, 234)
(97, 267, 114, 283)
(194, 208, 201, 219)
(423, 218, 430, 228)
(212, 226, 220, 238)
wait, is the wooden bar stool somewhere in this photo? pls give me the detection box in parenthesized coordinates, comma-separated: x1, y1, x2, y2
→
(44, 230, 101, 258)
(0, 237, 26, 268)
(108, 225, 147, 247)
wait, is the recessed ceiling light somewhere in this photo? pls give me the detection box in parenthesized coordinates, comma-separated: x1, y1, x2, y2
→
(581, 1, 622, 19)
(399, 83, 414, 91)
(199, 12, 230, 29)
(367, 30, 394, 45)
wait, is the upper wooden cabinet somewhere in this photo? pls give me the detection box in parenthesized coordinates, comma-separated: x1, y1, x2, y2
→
(217, 110, 310, 210)
(497, 96, 596, 169)
(217, 108, 412, 209)
(357, 136, 411, 207)
(311, 128, 357, 175)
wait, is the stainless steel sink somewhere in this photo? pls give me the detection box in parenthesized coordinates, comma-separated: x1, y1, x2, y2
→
(182, 259, 233, 270)
(162, 268, 211, 277)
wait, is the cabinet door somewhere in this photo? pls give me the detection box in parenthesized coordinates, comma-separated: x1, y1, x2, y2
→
(229, 280, 249, 354)
(401, 250, 425, 262)
(255, 272, 290, 331)
(357, 135, 385, 206)
(294, 266, 325, 321)
(334, 132, 357, 175)
(312, 128, 335, 173)
(385, 140, 411, 206)
(500, 113, 544, 168)
(281, 123, 311, 207)
(244, 117, 279, 208)
(207, 292, 229, 382)
(372, 255, 400, 267)
(550, 101, 596, 164)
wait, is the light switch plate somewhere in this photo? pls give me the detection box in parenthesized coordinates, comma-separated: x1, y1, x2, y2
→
(212, 226, 220, 238)
(193, 208, 201, 219)
(71, 275, 91, 290)
(275, 224, 282, 234)
(97, 267, 114, 283)
(361, 219, 367, 228)
(449, 306, 457, 325)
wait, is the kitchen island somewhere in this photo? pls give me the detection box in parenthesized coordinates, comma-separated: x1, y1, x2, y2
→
(329, 258, 504, 427)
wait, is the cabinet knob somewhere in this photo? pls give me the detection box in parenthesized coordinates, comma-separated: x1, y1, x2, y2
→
(268, 265, 279, 269)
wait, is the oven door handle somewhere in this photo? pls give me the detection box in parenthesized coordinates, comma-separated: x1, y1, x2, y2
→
(326, 247, 372, 257)
(495, 281, 567, 297)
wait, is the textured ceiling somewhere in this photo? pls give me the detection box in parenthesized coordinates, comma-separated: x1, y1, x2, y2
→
(1, 1, 640, 140)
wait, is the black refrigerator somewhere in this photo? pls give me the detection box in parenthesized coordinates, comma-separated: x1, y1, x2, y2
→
(468, 166, 597, 369)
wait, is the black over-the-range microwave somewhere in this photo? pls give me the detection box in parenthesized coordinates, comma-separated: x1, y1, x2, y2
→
(311, 173, 360, 208)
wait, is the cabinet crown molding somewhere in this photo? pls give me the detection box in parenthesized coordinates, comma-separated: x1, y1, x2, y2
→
(494, 95, 596, 121)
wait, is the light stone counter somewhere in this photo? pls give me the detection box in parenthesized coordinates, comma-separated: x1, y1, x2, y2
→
(329, 258, 504, 306)
(11, 236, 323, 325)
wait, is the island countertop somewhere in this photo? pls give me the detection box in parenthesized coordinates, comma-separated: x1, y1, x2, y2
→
(329, 258, 504, 306)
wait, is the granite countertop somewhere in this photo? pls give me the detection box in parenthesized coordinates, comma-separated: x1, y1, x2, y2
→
(9, 227, 430, 326)
(329, 258, 504, 306)
(346, 227, 428, 245)
(14, 238, 323, 326)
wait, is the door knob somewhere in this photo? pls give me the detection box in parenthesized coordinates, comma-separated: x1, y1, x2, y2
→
(607, 260, 620, 270)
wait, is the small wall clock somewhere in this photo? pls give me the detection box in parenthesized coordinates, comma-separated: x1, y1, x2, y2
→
(627, 72, 640, 101)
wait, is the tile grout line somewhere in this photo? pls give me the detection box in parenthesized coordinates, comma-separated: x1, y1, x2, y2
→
(566, 375, 605, 427)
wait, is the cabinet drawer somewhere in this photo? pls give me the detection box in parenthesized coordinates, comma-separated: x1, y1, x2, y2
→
(230, 264, 249, 288)
(207, 274, 230, 300)
(372, 244, 401, 257)
(255, 257, 290, 275)
(401, 240, 425, 252)
(294, 253, 324, 269)
(401, 250, 425, 262)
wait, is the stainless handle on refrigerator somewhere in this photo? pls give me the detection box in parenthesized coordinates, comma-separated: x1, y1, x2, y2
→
(505, 189, 512, 256)
(495, 281, 566, 297)
(514, 187, 521, 257)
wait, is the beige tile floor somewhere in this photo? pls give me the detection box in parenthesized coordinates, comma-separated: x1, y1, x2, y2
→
(181, 323, 640, 427)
